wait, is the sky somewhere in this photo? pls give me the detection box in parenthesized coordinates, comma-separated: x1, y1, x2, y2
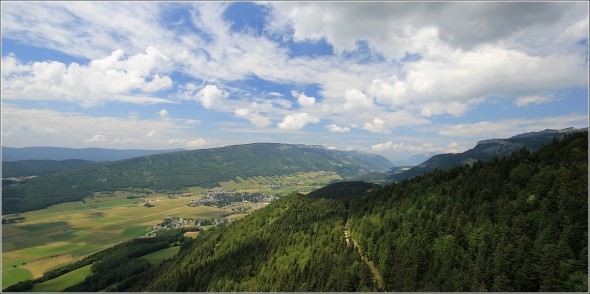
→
(1, 1, 588, 162)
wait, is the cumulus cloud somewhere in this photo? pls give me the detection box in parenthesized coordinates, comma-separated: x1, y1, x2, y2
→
(365, 46, 587, 114)
(326, 124, 351, 133)
(234, 108, 272, 128)
(291, 90, 316, 107)
(362, 118, 387, 133)
(277, 112, 320, 130)
(0, 2, 587, 152)
(1, 48, 173, 106)
(158, 109, 169, 119)
(343, 88, 373, 111)
(196, 84, 229, 109)
(1, 105, 213, 149)
(437, 114, 588, 138)
(514, 95, 553, 107)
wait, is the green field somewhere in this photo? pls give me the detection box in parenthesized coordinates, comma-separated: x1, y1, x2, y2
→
(141, 246, 181, 264)
(2, 267, 33, 289)
(31, 264, 92, 292)
(219, 171, 341, 194)
(2, 190, 228, 289)
(2, 171, 337, 289)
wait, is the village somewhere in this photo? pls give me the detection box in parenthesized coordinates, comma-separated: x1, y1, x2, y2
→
(188, 187, 279, 208)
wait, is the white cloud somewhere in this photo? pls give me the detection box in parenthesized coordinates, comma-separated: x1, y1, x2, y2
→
(196, 84, 229, 109)
(514, 95, 553, 107)
(371, 140, 458, 154)
(266, 2, 587, 59)
(326, 124, 351, 133)
(0, 2, 587, 151)
(437, 114, 588, 138)
(1, 48, 173, 106)
(365, 46, 587, 114)
(420, 101, 469, 117)
(277, 112, 320, 130)
(186, 138, 208, 148)
(87, 134, 106, 143)
(0, 2, 179, 59)
(343, 88, 373, 111)
(1, 105, 214, 149)
(158, 109, 169, 119)
(234, 108, 272, 128)
(362, 118, 387, 133)
(181, 119, 202, 125)
(292, 90, 316, 107)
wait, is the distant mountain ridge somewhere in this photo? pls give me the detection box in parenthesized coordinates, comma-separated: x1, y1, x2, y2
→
(389, 127, 587, 182)
(393, 153, 438, 166)
(1, 146, 187, 162)
(2, 159, 96, 178)
(2, 143, 393, 214)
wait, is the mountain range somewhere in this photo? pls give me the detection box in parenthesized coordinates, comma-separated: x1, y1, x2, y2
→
(1, 146, 186, 162)
(12, 130, 583, 292)
(2, 143, 392, 214)
(388, 127, 587, 182)
(2, 159, 95, 178)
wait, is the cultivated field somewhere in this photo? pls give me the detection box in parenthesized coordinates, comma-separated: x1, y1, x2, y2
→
(2, 171, 340, 289)
(2, 191, 227, 289)
(219, 171, 341, 194)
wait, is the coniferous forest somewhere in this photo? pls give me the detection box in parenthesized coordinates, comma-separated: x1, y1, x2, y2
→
(6, 132, 587, 292)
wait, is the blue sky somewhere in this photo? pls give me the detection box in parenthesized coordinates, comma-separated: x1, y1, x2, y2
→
(1, 2, 588, 162)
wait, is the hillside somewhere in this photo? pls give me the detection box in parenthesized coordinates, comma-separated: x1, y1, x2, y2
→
(2, 159, 95, 178)
(307, 181, 381, 201)
(2, 143, 392, 214)
(1, 146, 185, 162)
(389, 127, 587, 182)
(29, 131, 585, 292)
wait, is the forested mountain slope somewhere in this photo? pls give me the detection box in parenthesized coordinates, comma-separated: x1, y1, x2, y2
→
(349, 131, 588, 291)
(2, 143, 392, 214)
(2, 159, 95, 178)
(75, 131, 586, 292)
(389, 127, 586, 182)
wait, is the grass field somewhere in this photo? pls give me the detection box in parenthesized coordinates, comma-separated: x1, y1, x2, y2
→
(141, 246, 181, 264)
(2, 191, 229, 289)
(219, 171, 341, 194)
(2, 267, 33, 289)
(31, 264, 92, 292)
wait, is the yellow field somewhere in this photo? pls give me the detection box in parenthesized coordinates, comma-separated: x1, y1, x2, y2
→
(2, 191, 229, 289)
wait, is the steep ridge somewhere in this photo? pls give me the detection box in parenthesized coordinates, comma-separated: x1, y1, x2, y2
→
(389, 127, 587, 182)
(2, 143, 392, 214)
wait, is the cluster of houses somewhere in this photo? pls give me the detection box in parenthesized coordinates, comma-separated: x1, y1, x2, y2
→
(151, 217, 194, 230)
(166, 192, 194, 199)
(187, 188, 280, 209)
(133, 198, 158, 207)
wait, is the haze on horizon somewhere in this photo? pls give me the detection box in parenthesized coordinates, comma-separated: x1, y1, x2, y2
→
(1, 2, 588, 162)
